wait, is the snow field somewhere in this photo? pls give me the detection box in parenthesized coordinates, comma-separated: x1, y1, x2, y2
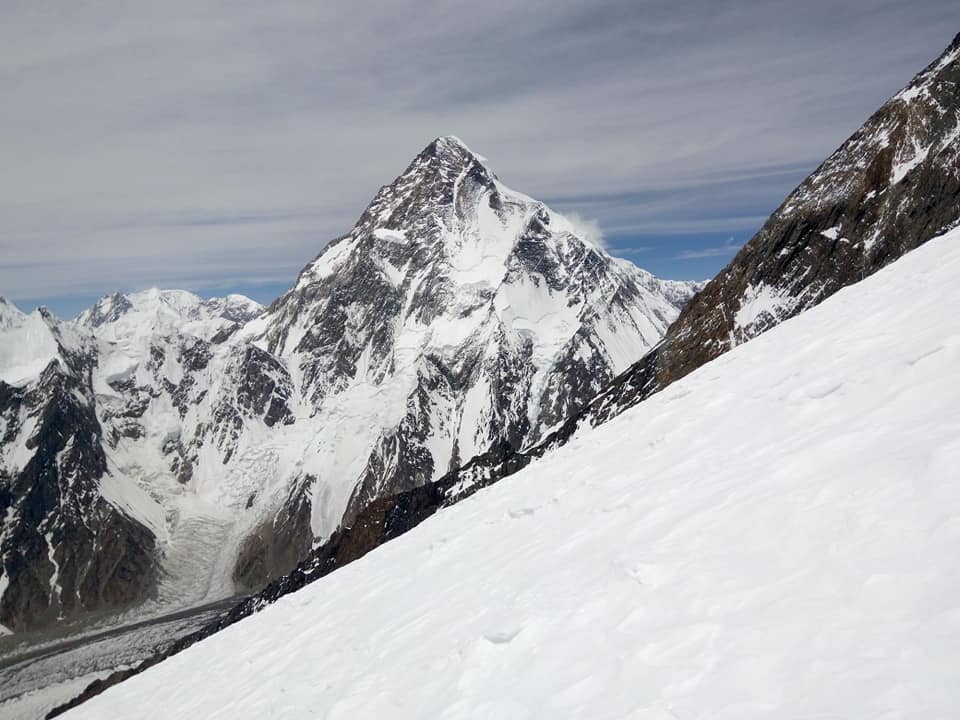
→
(67, 231, 960, 719)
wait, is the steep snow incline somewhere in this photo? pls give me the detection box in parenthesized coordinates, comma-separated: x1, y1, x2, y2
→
(68, 232, 960, 720)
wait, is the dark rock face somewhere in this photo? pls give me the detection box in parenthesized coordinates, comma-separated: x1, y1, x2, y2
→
(0, 343, 157, 632)
(232, 346, 295, 429)
(233, 474, 314, 591)
(583, 32, 960, 425)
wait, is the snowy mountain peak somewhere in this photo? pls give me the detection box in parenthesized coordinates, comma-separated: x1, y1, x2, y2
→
(77, 289, 262, 342)
(0, 296, 26, 329)
(375, 136, 496, 218)
(243, 136, 700, 582)
(77, 291, 135, 327)
(0, 299, 87, 387)
(420, 134, 480, 162)
(0, 136, 695, 634)
(408, 135, 489, 179)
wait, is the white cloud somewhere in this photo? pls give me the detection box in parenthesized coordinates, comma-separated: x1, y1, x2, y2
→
(563, 213, 607, 249)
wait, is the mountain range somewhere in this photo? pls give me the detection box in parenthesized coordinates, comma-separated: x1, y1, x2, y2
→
(0, 138, 700, 633)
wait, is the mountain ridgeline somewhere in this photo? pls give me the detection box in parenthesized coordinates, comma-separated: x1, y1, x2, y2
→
(0, 139, 699, 633)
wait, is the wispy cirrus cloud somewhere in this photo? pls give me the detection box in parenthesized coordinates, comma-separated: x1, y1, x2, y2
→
(615, 246, 655, 254)
(0, 0, 955, 315)
(674, 238, 743, 260)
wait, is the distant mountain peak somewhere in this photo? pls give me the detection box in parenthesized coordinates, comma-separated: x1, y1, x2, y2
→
(0, 133, 696, 635)
(80, 291, 134, 327)
(389, 135, 497, 201)
(423, 134, 474, 156)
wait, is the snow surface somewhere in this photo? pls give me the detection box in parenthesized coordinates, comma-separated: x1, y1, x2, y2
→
(0, 301, 60, 386)
(733, 282, 793, 333)
(373, 228, 408, 244)
(890, 136, 930, 186)
(819, 225, 841, 240)
(67, 231, 960, 719)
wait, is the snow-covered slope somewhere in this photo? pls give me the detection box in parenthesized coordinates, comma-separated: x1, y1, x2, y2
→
(65, 229, 960, 720)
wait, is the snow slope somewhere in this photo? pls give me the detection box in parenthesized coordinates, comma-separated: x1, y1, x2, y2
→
(66, 230, 960, 719)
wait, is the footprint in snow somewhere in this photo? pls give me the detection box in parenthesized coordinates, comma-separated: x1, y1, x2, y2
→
(483, 627, 522, 644)
(905, 345, 944, 366)
(806, 381, 842, 399)
(508, 507, 536, 519)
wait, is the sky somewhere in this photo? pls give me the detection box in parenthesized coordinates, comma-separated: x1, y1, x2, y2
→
(1, 1, 956, 318)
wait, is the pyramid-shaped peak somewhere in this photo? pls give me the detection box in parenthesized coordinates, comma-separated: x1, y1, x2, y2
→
(353, 135, 499, 230)
(425, 135, 474, 155)
(414, 135, 488, 170)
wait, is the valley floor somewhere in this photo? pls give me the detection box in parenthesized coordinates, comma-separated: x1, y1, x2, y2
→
(61, 232, 960, 718)
(0, 597, 236, 720)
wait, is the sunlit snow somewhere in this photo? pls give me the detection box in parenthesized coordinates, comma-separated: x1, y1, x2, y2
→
(67, 230, 960, 720)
